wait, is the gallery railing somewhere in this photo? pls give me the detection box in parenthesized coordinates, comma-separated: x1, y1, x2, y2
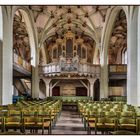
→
(39, 62, 100, 77)
(108, 64, 127, 73)
(13, 53, 31, 72)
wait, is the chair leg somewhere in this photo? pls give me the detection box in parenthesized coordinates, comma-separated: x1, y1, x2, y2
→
(35, 129, 38, 134)
(49, 126, 52, 134)
(84, 119, 87, 131)
(95, 128, 97, 135)
(101, 131, 104, 135)
(87, 126, 91, 135)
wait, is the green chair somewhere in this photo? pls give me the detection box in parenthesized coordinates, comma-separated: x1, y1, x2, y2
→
(4, 116, 22, 132)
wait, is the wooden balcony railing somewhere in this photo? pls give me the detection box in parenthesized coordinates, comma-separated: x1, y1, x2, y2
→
(109, 64, 127, 73)
(39, 62, 100, 77)
(13, 53, 31, 72)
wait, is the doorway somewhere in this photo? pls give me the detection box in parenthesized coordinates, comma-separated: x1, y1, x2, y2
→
(94, 79, 100, 101)
(76, 87, 87, 96)
(52, 86, 60, 96)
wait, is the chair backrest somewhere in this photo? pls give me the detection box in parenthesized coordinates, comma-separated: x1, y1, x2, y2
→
(121, 111, 136, 118)
(5, 116, 21, 123)
(119, 117, 136, 125)
(8, 110, 21, 116)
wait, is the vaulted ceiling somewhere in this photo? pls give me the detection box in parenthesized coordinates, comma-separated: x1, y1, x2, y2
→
(29, 6, 110, 43)
(13, 6, 127, 64)
(13, 10, 30, 62)
(108, 10, 127, 64)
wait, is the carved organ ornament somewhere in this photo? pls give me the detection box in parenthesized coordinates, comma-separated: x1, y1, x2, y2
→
(47, 31, 93, 65)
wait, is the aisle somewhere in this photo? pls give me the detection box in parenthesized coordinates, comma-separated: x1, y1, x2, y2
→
(52, 110, 87, 135)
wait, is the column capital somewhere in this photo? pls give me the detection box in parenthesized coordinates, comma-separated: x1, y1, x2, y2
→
(88, 78, 97, 84)
(42, 78, 52, 84)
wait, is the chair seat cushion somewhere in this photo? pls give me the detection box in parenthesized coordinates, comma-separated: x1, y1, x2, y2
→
(89, 122, 95, 128)
(43, 122, 51, 128)
(105, 123, 115, 128)
(5, 122, 21, 125)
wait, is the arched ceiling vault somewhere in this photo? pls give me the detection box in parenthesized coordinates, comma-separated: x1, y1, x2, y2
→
(12, 6, 128, 65)
(28, 6, 111, 47)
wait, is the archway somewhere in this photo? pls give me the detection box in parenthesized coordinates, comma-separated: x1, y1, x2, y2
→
(100, 6, 128, 99)
(13, 9, 33, 99)
(108, 9, 127, 101)
(12, 7, 37, 67)
(12, 6, 39, 99)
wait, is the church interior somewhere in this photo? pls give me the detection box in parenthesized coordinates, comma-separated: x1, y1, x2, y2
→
(0, 5, 140, 135)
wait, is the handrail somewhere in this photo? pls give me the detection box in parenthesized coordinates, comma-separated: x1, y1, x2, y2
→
(109, 64, 127, 73)
(13, 53, 31, 72)
(39, 62, 100, 77)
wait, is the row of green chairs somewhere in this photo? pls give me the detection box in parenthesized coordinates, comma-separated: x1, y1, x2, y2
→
(0, 99, 62, 134)
(78, 101, 140, 135)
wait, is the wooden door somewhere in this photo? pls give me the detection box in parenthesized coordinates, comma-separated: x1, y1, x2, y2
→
(76, 87, 87, 96)
(52, 86, 60, 96)
(94, 79, 100, 101)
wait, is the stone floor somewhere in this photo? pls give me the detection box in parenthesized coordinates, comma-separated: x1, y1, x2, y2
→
(0, 109, 102, 135)
(52, 110, 87, 135)
(1, 109, 137, 135)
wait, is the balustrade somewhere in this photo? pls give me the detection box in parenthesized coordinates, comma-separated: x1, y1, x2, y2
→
(109, 64, 127, 73)
(13, 53, 31, 72)
(39, 62, 100, 77)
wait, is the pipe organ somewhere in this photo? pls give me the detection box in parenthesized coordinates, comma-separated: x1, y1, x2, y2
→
(47, 31, 94, 65)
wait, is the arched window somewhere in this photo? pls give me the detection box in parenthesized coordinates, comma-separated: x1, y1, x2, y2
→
(122, 49, 127, 64)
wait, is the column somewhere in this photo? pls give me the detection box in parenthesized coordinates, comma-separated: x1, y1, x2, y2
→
(127, 7, 138, 106)
(32, 48, 40, 99)
(13, 87, 19, 96)
(43, 79, 51, 98)
(137, 6, 140, 106)
(100, 64, 108, 99)
(88, 78, 97, 99)
(49, 82, 52, 97)
(100, 42, 108, 99)
(87, 82, 90, 97)
(0, 7, 13, 105)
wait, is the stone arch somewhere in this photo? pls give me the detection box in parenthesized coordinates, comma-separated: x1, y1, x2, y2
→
(12, 6, 37, 66)
(101, 6, 128, 63)
(40, 19, 99, 47)
(100, 6, 128, 99)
